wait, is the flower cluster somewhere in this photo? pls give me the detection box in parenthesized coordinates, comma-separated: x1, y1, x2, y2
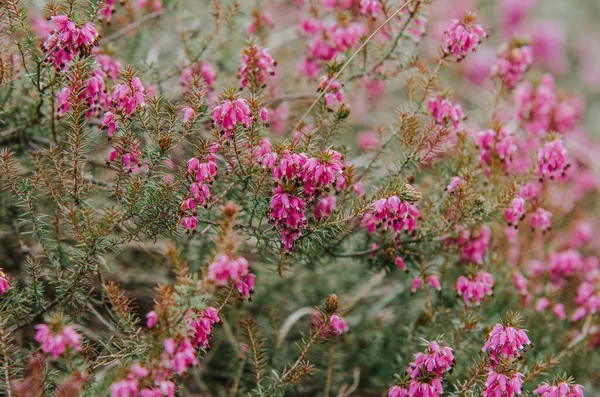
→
(180, 150, 219, 231)
(389, 341, 454, 397)
(42, 15, 99, 71)
(535, 382, 584, 397)
(505, 197, 526, 227)
(530, 207, 552, 232)
(362, 195, 420, 236)
(483, 323, 531, 361)
(187, 307, 220, 349)
(212, 98, 252, 138)
(318, 76, 344, 109)
(455, 225, 491, 265)
(483, 370, 524, 397)
(491, 42, 533, 88)
(537, 139, 570, 180)
(34, 324, 82, 359)
(269, 186, 307, 251)
(108, 140, 144, 174)
(442, 13, 487, 60)
(238, 44, 276, 89)
(456, 271, 494, 306)
(207, 253, 256, 298)
(477, 126, 518, 173)
(297, 17, 365, 78)
(427, 94, 465, 130)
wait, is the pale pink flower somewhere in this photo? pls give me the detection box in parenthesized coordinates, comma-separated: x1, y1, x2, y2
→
(457, 271, 494, 306)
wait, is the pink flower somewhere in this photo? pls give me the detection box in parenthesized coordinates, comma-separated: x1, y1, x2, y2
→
(318, 76, 344, 109)
(491, 43, 533, 88)
(535, 382, 584, 397)
(181, 61, 216, 90)
(269, 186, 307, 251)
(238, 44, 276, 89)
(446, 176, 462, 193)
(530, 207, 552, 232)
(499, 0, 536, 36)
(428, 275, 442, 291)
(247, 11, 273, 36)
(301, 149, 344, 198)
(411, 276, 422, 293)
(483, 370, 524, 397)
(512, 271, 528, 296)
(330, 314, 349, 335)
(505, 197, 525, 227)
(483, 323, 531, 361)
(530, 20, 567, 74)
(208, 253, 250, 285)
(455, 225, 491, 265)
(427, 94, 465, 129)
(353, 182, 364, 196)
(146, 311, 158, 328)
(56, 86, 71, 116)
(357, 131, 380, 153)
(35, 324, 83, 359)
(362, 195, 420, 236)
(212, 98, 252, 138)
(182, 106, 196, 125)
(395, 256, 407, 272)
(408, 341, 455, 378)
(443, 13, 487, 60)
(107, 140, 143, 174)
(111, 77, 146, 115)
(537, 139, 569, 180)
(388, 385, 409, 397)
(514, 74, 556, 136)
(313, 196, 336, 220)
(360, 0, 381, 17)
(456, 271, 494, 306)
(188, 307, 220, 349)
(100, 111, 117, 137)
(42, 15, 99, 71)
(553, 304, 566, 320)
(0, 269, 8, 295)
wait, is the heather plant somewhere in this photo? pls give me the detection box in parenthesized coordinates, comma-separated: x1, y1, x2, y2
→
(0, 0, 599, 396)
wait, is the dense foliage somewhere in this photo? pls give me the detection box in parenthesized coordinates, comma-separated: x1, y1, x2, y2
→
(1, 0, 599, 395)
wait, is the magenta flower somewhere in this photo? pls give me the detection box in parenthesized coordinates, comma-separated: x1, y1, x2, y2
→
(483, 323, 531, 360)
(535, 382, 584, 397)
(146, 311, 158, 328)
(42, 15, 99, 71)
(269, 186, 307, 251)
(212, 98, 252, 138)
(483, 370, 524, 397)
(427, 94, 465, 129)
(313, 195, 336, 221)
(0, 269, 8, 295)
(188, 307, 220, 349)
